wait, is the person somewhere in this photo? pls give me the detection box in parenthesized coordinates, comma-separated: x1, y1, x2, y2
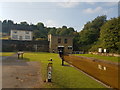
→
(59, 50, 64, 66)
(52, 49, 55, 53)
(59, 50, 62, 57)
(17, 52, 20, 59)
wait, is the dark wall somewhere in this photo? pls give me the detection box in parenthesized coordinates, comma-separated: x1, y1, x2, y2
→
(2, 40, 49, 52)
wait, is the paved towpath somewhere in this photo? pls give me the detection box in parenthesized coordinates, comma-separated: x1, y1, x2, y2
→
(2, 54, 44, 88)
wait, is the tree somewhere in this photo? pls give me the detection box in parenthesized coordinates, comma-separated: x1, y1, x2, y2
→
(48, 27, 57, 35)
(8, 20, 14, 25)
(37, 22, 44, 30)
(78, 15, 107, 52)
(67, 27, 75, 35)
(20, 21, 29, 25)
(59, 26, 68, 35)
(2, 20, 9, 33)
(98, 17, 120, 53)
(73, 32, 80, 51)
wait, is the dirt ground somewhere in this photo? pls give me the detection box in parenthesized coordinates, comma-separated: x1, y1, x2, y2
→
(62, 55, 120, 89)
(2, 54, 44, 88)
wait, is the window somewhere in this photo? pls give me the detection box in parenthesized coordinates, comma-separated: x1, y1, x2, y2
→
(64, 39, 67, 44)
(12, 35, 18, 39)
(13, 31, 17, 33)
(58, 38, 61, 43)
(25, 31, 29, 34)
(68, 46, 72, 49)
(25, 35, 30, 39)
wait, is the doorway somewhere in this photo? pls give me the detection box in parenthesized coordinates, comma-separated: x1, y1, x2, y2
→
(58, 46, 64, 54)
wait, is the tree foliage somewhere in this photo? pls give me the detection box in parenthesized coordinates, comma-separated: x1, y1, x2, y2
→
(1, 20, 77, 49)
(1, 15, 119, 53)
(99, 17, 119, 53)
(78, 15, 107, 52)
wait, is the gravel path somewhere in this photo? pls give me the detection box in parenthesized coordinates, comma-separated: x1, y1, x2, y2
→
(2, 54, 44, 88)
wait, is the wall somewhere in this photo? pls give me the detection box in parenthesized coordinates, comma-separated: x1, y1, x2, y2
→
(89, 52, 120, 57)
(2, 40, 49, 52)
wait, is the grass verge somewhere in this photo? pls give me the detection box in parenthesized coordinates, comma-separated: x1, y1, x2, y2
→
(24, 52, 107, 88)
(0, 52, 15, 56)
(74, 54, 119, 62)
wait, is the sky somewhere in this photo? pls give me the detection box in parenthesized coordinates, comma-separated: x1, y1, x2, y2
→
(0, 2, 118, 31)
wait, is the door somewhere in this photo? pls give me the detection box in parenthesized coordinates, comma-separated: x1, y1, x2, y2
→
(58, 47, 64, 54)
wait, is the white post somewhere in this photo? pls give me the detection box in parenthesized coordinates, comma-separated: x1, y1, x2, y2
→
(47, 63, 52, 82)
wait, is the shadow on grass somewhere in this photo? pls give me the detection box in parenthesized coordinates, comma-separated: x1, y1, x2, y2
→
(62, 64, 71, 67)
(22, 57, 30, 62)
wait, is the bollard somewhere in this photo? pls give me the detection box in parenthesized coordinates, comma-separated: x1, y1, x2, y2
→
(47, 63, 52, 82)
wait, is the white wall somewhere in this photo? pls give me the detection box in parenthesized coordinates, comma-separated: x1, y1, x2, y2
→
(10, 30, 32, 40)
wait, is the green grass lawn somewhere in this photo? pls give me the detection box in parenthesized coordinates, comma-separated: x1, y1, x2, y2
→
(0, 52, 15, 56)
(74, 54, 119, 62)
(24, 52, 107, 88)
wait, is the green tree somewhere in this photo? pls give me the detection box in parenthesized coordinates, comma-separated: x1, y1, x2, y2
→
(98, 17, 120, 53)
(59, 26, 68, 35)
(48, 27, 57, 35)
(36, 22, 44, 30)
(79, 15, 107, 52)
(20, 21, 29, 25)
(73, 32, 80, 51)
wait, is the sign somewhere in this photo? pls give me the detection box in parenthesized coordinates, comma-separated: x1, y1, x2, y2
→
(104, 49, 107, 53)
(98, 48, 102, 53)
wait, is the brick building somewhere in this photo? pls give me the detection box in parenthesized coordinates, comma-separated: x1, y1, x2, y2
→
(48, 34, 73, 54)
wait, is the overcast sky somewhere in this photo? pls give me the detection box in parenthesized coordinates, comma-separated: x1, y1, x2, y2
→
(0, 2, 118, 31)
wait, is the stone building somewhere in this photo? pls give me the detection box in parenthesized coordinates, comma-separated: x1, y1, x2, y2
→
(3, 31, 73, 54)
(48, 34, 73, 54)
(10, 30, 32, 41)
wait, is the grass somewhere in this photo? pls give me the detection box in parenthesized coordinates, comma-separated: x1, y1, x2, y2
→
(24, 52, 107, 88)
(0, 36, 10, 40)
(74, 54, 119, 62)
(0, 52, 15, 56)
